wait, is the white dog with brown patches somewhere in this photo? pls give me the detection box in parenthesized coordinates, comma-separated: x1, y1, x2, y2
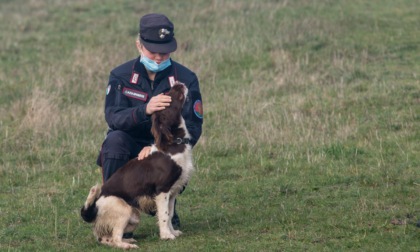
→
(81, 83, 194, 249)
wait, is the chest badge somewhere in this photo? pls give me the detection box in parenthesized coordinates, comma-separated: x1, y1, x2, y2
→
(122, 87, 148, 101)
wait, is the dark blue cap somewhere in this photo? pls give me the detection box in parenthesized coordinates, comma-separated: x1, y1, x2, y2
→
(139, 13, 177, 53)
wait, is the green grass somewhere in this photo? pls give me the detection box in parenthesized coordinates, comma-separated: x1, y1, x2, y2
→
(1, 0, 420, 251)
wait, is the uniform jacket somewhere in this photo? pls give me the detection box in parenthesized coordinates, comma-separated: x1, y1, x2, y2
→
(104, 57, 203, 147)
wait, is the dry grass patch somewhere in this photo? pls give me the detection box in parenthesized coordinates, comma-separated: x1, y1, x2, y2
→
(17, 88, 61, 138)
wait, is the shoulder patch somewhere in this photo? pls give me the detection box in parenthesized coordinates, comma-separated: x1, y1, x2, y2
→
(193, 100, 203, 119)
(106, 85, 111, 95)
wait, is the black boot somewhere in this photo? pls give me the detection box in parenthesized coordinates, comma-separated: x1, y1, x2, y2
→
(172, 210, 181, 229)
(122, 232, 134, 239)
(171, 200, 181, 229)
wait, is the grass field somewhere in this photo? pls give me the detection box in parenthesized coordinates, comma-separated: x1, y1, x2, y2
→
(1, 0, 419, 251)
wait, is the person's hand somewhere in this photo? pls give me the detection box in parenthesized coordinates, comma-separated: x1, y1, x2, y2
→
(146, 94, 171, 115)
(138, 146, 152, 160)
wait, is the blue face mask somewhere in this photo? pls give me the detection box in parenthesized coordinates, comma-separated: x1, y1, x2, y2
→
(140, 55, 171, 72)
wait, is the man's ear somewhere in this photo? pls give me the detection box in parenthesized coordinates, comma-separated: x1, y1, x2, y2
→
(135, 39, 142, 54)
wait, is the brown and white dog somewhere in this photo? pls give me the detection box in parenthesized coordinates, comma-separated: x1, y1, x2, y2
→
(81, 83, 194, 249)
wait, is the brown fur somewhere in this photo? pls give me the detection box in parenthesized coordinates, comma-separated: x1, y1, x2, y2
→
(151, 83, 186, 152)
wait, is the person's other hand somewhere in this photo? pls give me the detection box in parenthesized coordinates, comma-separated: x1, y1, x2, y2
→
(146, 94, 171, 115)
(138, 146, 152, 160)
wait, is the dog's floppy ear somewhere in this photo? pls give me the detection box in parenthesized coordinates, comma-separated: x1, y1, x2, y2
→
(177, 91, 184, 101)
(173, 82, 186, 101)
(160, 124, 174, 144)
(151, 115, 162, 147)
(151, 114, 174, 148)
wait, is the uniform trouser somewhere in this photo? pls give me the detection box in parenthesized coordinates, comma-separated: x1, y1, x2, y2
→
(97, 130, 145, 181)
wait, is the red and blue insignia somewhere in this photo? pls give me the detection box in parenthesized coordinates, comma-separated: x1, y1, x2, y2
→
(193, 100, 203, 119)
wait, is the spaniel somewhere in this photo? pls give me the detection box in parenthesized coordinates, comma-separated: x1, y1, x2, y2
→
(81, 83, 193, 249)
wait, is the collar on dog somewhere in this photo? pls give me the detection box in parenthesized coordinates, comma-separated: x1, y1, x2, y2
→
(175, 138, 191, 145)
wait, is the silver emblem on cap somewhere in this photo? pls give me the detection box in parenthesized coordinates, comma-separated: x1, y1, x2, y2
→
(158, 28, 170, 39)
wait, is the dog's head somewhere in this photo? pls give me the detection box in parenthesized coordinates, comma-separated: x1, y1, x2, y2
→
(151, 82, 188, 150)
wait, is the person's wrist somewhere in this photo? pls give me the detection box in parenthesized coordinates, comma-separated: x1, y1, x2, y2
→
(145, 105, 151, 115)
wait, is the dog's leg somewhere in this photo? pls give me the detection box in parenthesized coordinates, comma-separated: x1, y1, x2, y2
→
(155, 192, 175, 240)
(98, 235, 114, 247)
(111, 223, 139, 249)
(124, 209, 140, 241)
(102, 199, 139, 249)
(168, 195, 182, 237)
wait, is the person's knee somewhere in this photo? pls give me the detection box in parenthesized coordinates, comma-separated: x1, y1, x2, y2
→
(101, 131, 139, 158)
(99, 130, 138, 180)
(103, 130, 131, 149)
(102, 158, 129, 181)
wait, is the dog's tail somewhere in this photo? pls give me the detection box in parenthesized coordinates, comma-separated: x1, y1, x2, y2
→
(80, 184, 101, 223)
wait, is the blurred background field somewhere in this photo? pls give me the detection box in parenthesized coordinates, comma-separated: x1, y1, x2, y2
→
(0, 0, 419, 251)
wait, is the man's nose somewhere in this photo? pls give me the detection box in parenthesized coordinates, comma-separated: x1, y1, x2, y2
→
(155, 53, 166, 59)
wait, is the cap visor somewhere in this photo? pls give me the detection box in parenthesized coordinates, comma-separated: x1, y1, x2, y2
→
(141, 38, 177, 54)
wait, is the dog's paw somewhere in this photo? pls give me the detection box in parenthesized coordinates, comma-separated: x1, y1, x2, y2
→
(172, 230, 182, 237)
(122, 238, 137, 244)
(117, 242, 138, 250)
(160, 232, 176, 240)
(123, 243, 139, 250)
(128, 244, 139, 249)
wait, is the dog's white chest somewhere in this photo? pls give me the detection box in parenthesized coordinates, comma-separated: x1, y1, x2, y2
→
(170, 148, 194, 189)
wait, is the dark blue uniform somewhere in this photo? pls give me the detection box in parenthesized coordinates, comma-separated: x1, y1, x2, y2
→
(97, 57, 203, 181)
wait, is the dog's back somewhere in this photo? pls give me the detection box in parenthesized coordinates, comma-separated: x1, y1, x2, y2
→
(100, 151, 183, 204)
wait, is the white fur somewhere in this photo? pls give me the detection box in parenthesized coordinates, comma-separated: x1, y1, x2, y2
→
(84, 186, 140, 249)
(169, 117, 194, 193)
(150, 144, 158, 154)
(153, 116, 194, 239)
